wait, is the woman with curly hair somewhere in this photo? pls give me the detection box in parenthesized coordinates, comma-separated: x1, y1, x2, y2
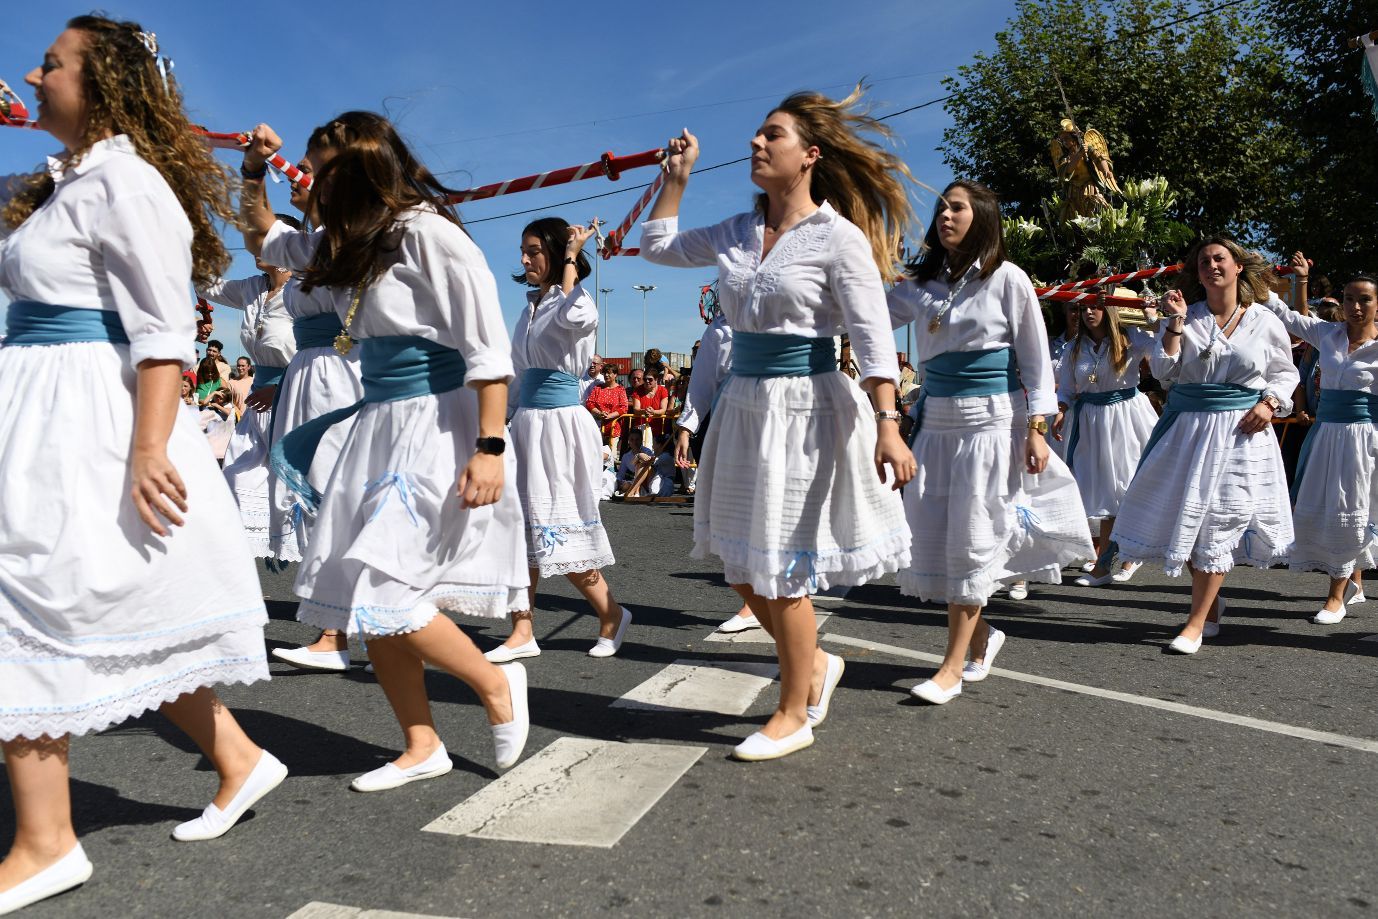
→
(640, 87, 916, 761)
(484, 216, 631, 663)
(1108, 237, 1299, 653)
(242, 113, 530, 790)
(0, 16, 284, 913)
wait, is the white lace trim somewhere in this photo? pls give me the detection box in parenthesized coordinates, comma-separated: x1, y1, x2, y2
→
(0, 657, 268, 742)
(695, 526, 911, 599)
(534, 553, 617, 579)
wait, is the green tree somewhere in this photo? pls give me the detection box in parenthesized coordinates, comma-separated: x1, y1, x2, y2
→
(1264, 0, 1378, 280)
(940, 0, 1301, 263)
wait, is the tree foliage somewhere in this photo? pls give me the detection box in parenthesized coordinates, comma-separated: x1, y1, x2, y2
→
(940, 0, 1303, 272)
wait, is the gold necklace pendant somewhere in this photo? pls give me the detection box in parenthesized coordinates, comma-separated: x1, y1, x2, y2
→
(927, 317, 942, 334)
(334, 332, 354, 355)
(1088, 371, 1098, 383)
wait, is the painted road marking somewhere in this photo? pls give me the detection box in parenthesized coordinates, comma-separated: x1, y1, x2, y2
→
(611, 658, 777, 715)
(422, 737, 706, 847)
(286, 904, 463, 919)
(821, 632, 1378, 755)
(703, 610, 832, 644)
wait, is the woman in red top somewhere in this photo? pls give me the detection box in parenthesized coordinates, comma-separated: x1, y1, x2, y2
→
(631, 369, 671, 442)
(586, 364, 629, 456)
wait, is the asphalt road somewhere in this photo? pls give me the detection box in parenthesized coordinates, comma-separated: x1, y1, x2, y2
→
(5, 501, 1377, 918)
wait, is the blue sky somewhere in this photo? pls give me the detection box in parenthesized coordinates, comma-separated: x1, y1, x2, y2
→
(1, 1, 1019, 363)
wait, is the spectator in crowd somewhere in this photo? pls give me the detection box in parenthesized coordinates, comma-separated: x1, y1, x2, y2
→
(206, 339, 231, 384)
(581, 354, 604, 404)
(586, 363, 629, 457)
(199, 389, 236, 464)
(898, 356, 918, 400)
(180, 377, 196, 407)
(630, 363, 672, 443)
(195, 357, 224, 405)
(226, 356, 254, 413)
(644, 347, 678, 388)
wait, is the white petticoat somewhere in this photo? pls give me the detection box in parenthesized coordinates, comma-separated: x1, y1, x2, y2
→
(901, 391, 1093, 606)
(510, 404, 615, 577)
(0, 340, 269, 741)
(1111, 410, 1294, 575)
(293, 386, 528, 636)
(222, 403, 276, 558)
(1065, 392, 1159, 519)
(268, 346, 363, 564)
(693, 371, 911, 599)
(1290, 421, 1378, 578)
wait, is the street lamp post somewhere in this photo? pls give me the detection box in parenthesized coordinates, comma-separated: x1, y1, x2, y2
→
(632, 284, 656, 357)
(599, 287, 613, 357)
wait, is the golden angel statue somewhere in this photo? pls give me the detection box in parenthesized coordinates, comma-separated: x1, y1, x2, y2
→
(1049, 118, 1122, 223)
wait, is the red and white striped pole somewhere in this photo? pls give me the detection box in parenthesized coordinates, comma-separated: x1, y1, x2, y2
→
(1035, 260, 1311, 298)
(446, 148, 664, 205)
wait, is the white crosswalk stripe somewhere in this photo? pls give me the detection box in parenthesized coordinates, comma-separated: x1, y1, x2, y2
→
(702, 610, 831, 643)
(286, 903, 465, 919)
(610, 658, 777, 715)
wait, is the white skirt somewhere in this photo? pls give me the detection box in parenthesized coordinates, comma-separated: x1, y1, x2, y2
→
(222, 403, 275, 558)
(0, 341, 269, 741)
(268, 346, 364, 563)
(510, 404, 615, 577)
(901, 392, 1093, 606)
(694, 371, 911, 599)
(294, 386, 528, 636)
(1065, 392, 1159, 519)
(1290, 421, 1378, 578)
(1111, 410, 1294, 575)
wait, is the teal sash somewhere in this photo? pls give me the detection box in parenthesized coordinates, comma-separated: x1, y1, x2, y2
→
(909, 348, 1019, 444)
(730, 331, 835, 377)
(270, 336, 468, 512)
(1064, 387, 1137, 473)
(5, 301, 129, 346)
(1291, 388, 1378, 501)
(519, 368, 581, 409)
(293, 312, 345, 350)
(253, 364, 286, 391)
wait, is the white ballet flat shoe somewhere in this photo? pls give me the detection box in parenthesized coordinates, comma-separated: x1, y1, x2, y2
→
(731, 724, 814, 762)
(492, 663, 530, 770)
(484, 639, 541, 663)
(962, 628, 1006, 683)
(0, 843, 93, 915)
(1203, 596, 1226, 639)
(806, 653, 846, 727)
(717, 613, 761, 634)
(588, 607, 632, 658)
(1168, 633, 1202, 655)
(1006, 583, 1029, 601)
(911, 678, 962, 704)
(1112, 561, 1143, 583)
(172, 750, 288, 840)
(1312, 606, 1347, 625)
(1075, 572, 1116, 588)
(1349, 590, 1367, 605)
(271, 646, 350, 672)
(350, 744, 453, 793)
(1343, 579, 1362, 606)
(1080, 561, 1097, 573)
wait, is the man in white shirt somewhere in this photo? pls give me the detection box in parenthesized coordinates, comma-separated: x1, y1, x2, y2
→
(580, 354, 604, 404)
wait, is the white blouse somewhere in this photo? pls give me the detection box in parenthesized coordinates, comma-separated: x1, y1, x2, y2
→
(261, 209, 514, 386)
(282, 277, 337, 320)
(1056, 328, 1157, 399)
(512, 283, 597, 381)
(1151, 299, 1299, 414)
(639, 202, 899, 385)
(678, 313, 732, 435)
(0, 135, 195, 368)
(1260, 297, 1378, 394)
(198, 275, 296, 368)
(887, 260, 1057, 415)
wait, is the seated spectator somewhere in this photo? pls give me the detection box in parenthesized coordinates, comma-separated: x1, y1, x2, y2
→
(586, 363, 629, 457)
(195, 357, 224, 405)
(616, 445, 675, 499)
(199, 388, 236, 463)
(581, 354, 605, 404)
(226, 356, 254, 413)
(630, 366, 671, 444)
(598, 445, 617, 501)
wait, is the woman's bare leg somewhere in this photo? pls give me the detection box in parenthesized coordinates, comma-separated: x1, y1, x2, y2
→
(0, 736, 76, 894)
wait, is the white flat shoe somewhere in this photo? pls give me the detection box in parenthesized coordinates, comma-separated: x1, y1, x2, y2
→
(172, 750, 288, 840)
(0, 843, 93, 915)
(910, 678, 962, 704)
(1112, 561, 1143, 583)
(806, 653, 845, 727)
(1203, 596, 1226, 639)
(1168, 633, 1202, 654)
(1343, 579, 1361, 606)
(491, 663, 530, 769)
(271, 646, 350, 672)
(484, 638, 541, 663)
(1007, 583, 1029, 601)
(731, 724, 814, 762)
(350, 744, 452, 793)
(1080, 561, 1097, 573)
(1350, 590, 1367, 605)
(1075, 572, 1115, 588)
(717, 613, 761, 633)
(1312, 606, 1347, 625)
(962, 628, 1006, 683)
(588, 607, 632, 658)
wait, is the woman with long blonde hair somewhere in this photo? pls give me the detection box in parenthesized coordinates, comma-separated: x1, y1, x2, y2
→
(1108, 237, 1298, 653)
(640, 87, 916, 760)
(0, 16, 284, 912)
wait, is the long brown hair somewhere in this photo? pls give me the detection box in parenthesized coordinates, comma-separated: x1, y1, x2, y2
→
(3, 15, 234, 287)
(299, 111, 464, 292)
(758, 86, 916, 280)
(1177, 236, 1277, 306)
(1069, 292, 1130, 377)
(907, 180, 1006, 284)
